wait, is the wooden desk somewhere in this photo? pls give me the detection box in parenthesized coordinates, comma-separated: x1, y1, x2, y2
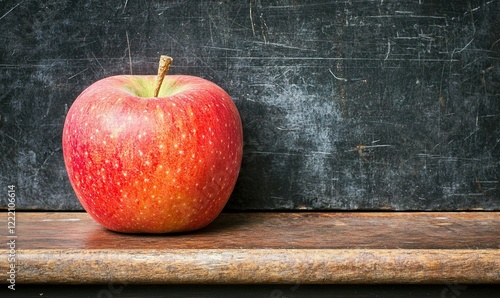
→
(3, 212, 499, 285)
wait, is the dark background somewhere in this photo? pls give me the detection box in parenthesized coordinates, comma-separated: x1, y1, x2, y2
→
(1, 0, 499, 211)
(4, 284, 499, 298)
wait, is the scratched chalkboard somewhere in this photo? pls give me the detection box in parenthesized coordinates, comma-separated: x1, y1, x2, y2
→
(1, 1, 499, 211)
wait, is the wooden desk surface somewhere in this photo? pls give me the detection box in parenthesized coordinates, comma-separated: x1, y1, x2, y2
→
(2, 212, 499, 284)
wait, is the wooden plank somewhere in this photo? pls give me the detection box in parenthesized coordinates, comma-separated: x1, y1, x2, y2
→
(13, 212, 500, 249)
(15, 249, 499, 284)
(1, 212, 499, 284)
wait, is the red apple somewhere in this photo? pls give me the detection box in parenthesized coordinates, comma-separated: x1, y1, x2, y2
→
(62, 57, 243, 233)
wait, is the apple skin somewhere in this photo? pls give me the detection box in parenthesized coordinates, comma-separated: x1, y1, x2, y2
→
(62, 75, 243, 233)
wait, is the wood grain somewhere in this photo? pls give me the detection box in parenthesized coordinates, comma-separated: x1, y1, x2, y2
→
(1, 212, 499, 284)
(13, 211, 500, 249)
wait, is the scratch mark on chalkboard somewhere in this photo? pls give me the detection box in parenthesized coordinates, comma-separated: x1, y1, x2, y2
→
(450, 37, 474, 69)
(202, 46, 242, 52)
(122, 0, 129, 14)
(230, 57, 459, 62)
(249, 0, 256, 37)
(470, 0, 496, 13)
(1, 132, 18, 143)
(276, 126, 299, 131)
(328, 68, 366, 83)
(126, 31, 132, 74)
(480, 66, 495, 95)
(468, 2, 478, 32)
(385, 39, 391, 60)
(208, 15, 214, 45)
(477, 180, 498, 194)
(491, 39, 500, 50)
(367, 15, 446, 20)
(328, 69, 347, 82)
(0, 2, 21, 21)
(27, 147, 61, 182)
(491, 139, 500, 153)
(260, 12, 269, 43)
(451, 2, 477, 59)
(253, 41, 317, 52)
(395, 11, 414, 14)
(453, 38, 475, 55)
(67, 68, 88, 80)
(310, 151, 334, 156)
(416, 154, 480, 162)
(92, 52, 106, 74)
(246, 151, 334, 158)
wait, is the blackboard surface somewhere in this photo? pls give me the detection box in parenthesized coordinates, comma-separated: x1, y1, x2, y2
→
(1, 0, 499, 211)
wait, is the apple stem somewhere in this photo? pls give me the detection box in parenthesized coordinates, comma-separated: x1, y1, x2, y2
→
(154, 55, 173, 97)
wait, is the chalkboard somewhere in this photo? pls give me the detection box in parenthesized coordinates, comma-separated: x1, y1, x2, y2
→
(1, 0, 499, 211)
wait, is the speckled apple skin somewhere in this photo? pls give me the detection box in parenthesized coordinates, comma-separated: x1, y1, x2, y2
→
(62, 75, 243, 233)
